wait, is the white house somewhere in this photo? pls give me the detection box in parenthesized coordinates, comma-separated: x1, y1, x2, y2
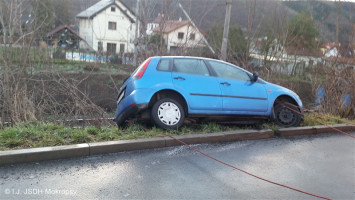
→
(76, 0, 137, 54)
(148, 15, 206, 53)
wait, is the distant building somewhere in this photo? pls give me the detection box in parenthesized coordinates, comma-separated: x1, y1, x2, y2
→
(76, 0, 137, 54)
(147, 14, 206, 54)
(321, 43, 355, 58)
(321, 43, 338, 57)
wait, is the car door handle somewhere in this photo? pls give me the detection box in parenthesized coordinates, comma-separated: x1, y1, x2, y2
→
(174, 76, 186, 80)
(220, 82, 231, 86)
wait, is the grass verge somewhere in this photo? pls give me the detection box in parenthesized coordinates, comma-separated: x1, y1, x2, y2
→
(0, 113, 354, 151)
(0, 122, 243, 151)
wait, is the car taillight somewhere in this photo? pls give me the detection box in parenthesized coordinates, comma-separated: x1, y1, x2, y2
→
(133, 57, 152, 80)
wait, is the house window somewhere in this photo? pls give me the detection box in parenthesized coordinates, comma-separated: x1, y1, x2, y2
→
(107, 43, 117, 55)
(98, 42, 103, 51)
(178, 32, 184, 39)
(189, 33, 195, 40)
(111, 7, 116, 12)
(119, 44, 125, 53)
(108, 22, 117, 30)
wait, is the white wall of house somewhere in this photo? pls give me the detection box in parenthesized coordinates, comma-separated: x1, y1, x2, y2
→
(324, 48, 338, 58)
(79, 19, 94, 49)
(146, 23, 159, 35)
(163, 25, 205, 52)
(79, 4, 136, 53)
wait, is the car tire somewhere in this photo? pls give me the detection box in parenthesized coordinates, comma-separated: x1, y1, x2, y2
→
(273, 102, 301, 127)
(151, 98, 185, 130)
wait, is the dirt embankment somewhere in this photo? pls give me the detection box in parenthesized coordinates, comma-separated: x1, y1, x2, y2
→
(27, 73, 128, 118)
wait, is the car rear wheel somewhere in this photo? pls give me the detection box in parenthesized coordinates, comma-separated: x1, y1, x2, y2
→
(273, 102, 301, 127)
(151, 98, 185, 130)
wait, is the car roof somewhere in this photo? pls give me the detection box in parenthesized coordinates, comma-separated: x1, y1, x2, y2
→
(152, 56, 233, 65)
(151, 56, 266, 83)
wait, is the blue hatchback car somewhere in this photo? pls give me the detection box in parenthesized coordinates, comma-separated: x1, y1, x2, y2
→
(114, 56, 303, 130)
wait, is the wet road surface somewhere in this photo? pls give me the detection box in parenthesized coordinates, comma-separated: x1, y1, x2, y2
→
(0, 132, 354, 200)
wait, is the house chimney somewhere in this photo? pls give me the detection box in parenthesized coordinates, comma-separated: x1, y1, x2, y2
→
(179, 17, 182, 22)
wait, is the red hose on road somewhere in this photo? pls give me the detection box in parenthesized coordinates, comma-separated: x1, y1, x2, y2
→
(167, 135, 332, 200)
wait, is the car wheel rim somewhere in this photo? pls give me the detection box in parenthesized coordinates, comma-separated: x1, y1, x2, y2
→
(157, 102, 181, 126)
(277, 107, 295, 125)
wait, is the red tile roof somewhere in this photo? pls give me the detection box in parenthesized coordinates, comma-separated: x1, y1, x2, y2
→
(152, 20, 190, 34)
(321, 43, 336, 49)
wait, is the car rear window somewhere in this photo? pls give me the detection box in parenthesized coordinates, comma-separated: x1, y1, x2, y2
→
(174, 58, 210, 76)
(157, 59, 170, 71)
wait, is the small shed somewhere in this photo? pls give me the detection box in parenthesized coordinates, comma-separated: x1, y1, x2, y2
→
(47, 25, 84, 49)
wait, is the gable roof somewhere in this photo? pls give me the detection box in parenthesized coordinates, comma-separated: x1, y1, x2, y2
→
(321, 43, 337, 49)
(76, 0, 135, 23)
(152, 20, 190, 34)
(47, 25, 84, 41)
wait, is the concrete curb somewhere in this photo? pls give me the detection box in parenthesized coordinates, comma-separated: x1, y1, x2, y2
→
(278, 124, 354, 137)
(0, 124, 353, 166)
(89, 138, 167, 155)
(0, 144, 89, 166)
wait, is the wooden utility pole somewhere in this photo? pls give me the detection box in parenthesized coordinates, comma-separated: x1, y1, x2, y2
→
(336, 0, 341, 45)
(352, 4, 355, 55)
(246, 0, 256, 66)
(221, 0, 232, 61)
(133, 0, 140, 70)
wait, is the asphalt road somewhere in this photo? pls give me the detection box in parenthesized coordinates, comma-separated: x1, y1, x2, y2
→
(0, 132, 354, 200)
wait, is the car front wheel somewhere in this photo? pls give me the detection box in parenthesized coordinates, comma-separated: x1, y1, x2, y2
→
(151, 98, 185, 130)
(273, 102, 301, 127)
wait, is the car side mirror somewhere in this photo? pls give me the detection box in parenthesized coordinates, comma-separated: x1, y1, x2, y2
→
(252, 72, 259, 82)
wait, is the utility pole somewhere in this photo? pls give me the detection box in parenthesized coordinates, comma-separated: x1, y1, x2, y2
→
(133, 0, 140, 70)
(352, 4, 355, 55)
(178, 3, 216, 55)
(336, 0, 341, 45)
(221, 0, 232, 61)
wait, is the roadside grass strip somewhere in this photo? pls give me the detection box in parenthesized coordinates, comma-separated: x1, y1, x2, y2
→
(0, 113, 354, 151)
(0, 122, 243, 151)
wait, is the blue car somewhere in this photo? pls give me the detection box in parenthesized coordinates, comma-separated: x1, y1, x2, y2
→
(114, 56, 303, 130)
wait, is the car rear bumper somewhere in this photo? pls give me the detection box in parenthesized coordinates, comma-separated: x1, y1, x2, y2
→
(114, 103, 149, 126)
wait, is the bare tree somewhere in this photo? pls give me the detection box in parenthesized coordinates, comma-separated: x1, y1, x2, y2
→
(52, 0, 74, 27)
(0, 0, 37, 126)
(0, 0, 111, 127)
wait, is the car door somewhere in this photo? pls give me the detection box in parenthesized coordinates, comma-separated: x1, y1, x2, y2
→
(172, 58, 222, 111)
(207, 60, 268, 112)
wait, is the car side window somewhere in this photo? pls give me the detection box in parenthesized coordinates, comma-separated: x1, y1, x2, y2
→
(174, 58, 210, 76)
(208, 60, 250, 81)
(157, 59, 170, 71)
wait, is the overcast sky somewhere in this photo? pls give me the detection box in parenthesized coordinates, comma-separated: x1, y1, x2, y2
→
(281, 0, 355, 2)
